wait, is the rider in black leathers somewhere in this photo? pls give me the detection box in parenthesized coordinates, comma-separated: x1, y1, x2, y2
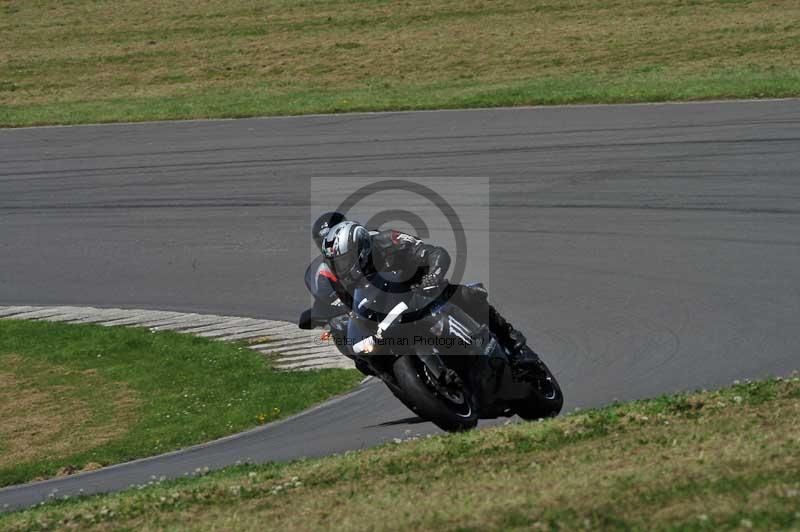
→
(309, 212, 541, 376)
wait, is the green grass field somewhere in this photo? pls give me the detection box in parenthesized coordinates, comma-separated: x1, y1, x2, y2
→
(0, 319, 360, 487)
(1, 0, 799, 126)
(2, 376, 798, 530)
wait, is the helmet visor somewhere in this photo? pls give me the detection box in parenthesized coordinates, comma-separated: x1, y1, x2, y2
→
(330, 252, 362, 282)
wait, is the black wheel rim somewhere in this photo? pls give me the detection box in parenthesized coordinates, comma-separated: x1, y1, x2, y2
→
(539, 377, 558, 400)
(421, 365, 473, 418)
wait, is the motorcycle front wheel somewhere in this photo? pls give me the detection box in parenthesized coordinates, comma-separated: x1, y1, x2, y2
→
(393, 355, 478, 432)
(513, 358, 564, 421)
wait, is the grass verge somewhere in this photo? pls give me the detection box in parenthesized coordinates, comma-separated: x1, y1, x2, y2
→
(2, 0, 800, 126)
(0, 319, 361, 487)
(2, 375, 799, 530)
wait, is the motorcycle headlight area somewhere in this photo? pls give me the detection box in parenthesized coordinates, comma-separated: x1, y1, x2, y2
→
(353, 336, 375, 354)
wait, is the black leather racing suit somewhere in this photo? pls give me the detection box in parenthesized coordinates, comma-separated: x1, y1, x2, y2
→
(329, 230, 530, 361)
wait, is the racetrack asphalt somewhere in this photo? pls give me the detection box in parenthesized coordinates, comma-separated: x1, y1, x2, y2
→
(1, 100, 799, 510)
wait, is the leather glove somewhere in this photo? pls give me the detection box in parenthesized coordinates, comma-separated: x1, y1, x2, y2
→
(417, 273, 443, 294)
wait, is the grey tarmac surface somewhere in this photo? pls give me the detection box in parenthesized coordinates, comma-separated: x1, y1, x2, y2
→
(1, 100, 800, 510)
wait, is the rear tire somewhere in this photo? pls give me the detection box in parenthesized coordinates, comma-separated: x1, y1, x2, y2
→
(393, 356, 478, 432)
(513, 359, 564, 421)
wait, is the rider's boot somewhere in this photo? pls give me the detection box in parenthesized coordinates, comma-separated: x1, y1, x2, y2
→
(453, 284, 544, 378)
(487, 305, 543, 379)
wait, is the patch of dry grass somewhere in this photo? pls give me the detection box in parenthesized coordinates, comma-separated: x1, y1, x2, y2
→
(0, 354, 139, 472)
(3, 377, 799, 530)
(0, 319, 360, 487)
(1, 0, 799, 125)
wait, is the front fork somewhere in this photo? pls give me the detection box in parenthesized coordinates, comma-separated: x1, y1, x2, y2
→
(415, 349, 449, 382)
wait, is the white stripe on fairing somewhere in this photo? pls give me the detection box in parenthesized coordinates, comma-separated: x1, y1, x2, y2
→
(449, 326, 471, 343)
(448, 316, 468, 333)
(449, 322, 469, 337)
(378, 302, 408, 334)
(450, 329, 470, 344)
(448, 317, 472, 344)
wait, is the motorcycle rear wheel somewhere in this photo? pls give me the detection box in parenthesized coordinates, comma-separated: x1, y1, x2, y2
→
(393, 355, 478, 432)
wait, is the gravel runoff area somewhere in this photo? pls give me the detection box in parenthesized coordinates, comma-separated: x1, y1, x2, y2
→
(0, 306, 351, 371)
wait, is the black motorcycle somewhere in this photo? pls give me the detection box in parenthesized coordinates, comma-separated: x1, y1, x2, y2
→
(299, 258, 563, 432)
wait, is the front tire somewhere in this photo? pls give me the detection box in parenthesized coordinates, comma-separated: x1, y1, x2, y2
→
(513, 359, 564, 421)
(393, 356, 478, 432)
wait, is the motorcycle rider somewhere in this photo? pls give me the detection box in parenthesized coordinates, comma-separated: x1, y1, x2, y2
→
(302, 211, 351, 325)
(317, 218, 542, 377)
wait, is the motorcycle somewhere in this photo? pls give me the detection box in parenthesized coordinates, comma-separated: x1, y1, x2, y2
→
(299, 257, 563, 432)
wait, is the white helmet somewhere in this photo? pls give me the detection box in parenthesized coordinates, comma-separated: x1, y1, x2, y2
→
(321, 221, 372, 282)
